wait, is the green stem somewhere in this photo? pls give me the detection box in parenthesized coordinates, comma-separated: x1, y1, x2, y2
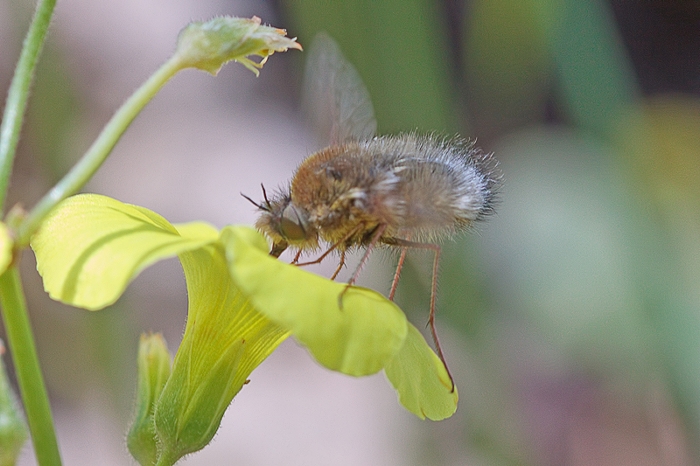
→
(16, 54, 185, 246)
(0, 265, 61, 466)
(0, 0, 57, 211)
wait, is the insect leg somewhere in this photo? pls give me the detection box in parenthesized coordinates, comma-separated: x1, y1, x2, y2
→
(387, 233, 412, 301)
(345, 224, 387, 288)
(294, 244, 339, 266)
(381, 237, 454, 392)
(330, 249, 346, 281)
(388, 248, 408, 301)
(296, 223, 364, 267)
(337, 224, 388, 309)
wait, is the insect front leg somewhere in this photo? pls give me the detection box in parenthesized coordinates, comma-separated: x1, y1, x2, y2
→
(336, 223, 388, 309)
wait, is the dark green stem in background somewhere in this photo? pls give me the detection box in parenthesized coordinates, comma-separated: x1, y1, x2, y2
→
(0, 266, 61, 466)
(0, 0, 56, 211)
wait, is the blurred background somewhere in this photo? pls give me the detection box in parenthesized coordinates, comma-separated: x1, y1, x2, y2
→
(1, 0, 700, 464)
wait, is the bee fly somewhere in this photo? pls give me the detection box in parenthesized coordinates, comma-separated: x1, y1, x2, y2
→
(244, 33, 500, 389)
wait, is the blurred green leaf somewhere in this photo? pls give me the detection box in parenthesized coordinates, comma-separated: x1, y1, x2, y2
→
(547, 0, 638, 137)
(464, 0, 551, 135)
(284, 0, 455, 133)
(482, 129, 656, 372)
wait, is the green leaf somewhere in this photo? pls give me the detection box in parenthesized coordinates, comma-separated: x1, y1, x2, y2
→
(30, 193, 219, 310)
(384, 324, 458, 420)
(221, 225, 408, 376)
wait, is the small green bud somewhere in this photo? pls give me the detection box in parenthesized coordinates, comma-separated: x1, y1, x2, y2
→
(175, 15, 301, 75)
(0, 340, 28, 466)
(127, 333, 172, 466)
(153, 338, 247, 464)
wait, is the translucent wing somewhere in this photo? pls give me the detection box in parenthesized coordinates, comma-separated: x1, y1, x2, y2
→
(302, 32, 377, 147)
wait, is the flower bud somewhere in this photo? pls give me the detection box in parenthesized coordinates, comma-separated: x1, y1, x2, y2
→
(0, 340, 28, 466)
(127, 333, 171, 466)
(176, 15, 301, 75)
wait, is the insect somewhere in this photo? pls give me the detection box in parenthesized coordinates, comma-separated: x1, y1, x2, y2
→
(244, 33, 500, 389)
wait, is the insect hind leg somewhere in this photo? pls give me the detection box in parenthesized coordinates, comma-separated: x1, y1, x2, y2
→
(381, 237, 455, 392)
(387, 233, 413, 301)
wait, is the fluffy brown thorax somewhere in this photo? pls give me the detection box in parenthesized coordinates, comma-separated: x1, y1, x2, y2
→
(254, 133, 500, 255)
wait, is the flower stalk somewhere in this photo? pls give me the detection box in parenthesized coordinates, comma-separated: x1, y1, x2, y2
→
(0, 339, 29, 466)
(15, 54, 183, 246)
(0, 267, 60, 466)
(0, 0, 57, 211)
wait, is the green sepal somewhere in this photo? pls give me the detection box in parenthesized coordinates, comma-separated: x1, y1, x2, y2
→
(127, 333, 172, 466)
(221, 225, 408, 376)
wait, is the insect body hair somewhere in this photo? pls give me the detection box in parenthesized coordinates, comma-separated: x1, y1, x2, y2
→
(353, 133, 500, 243)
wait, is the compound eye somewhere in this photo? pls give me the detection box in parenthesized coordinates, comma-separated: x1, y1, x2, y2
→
(279, 204, 308, 241)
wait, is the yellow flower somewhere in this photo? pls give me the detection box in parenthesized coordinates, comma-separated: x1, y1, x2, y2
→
(31, 194, 457, 464)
